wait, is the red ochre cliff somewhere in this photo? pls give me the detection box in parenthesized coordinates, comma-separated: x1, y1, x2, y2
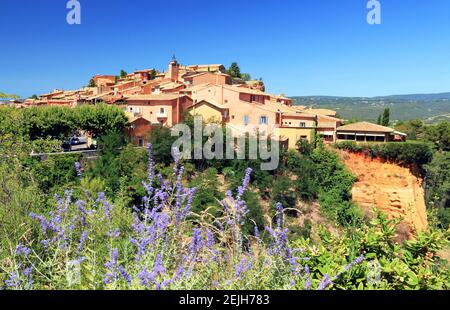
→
(339, 151, 428, 238)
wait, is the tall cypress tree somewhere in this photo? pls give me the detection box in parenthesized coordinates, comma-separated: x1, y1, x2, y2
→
(377, 114, 382, 125)
(382, 108, 390, 126)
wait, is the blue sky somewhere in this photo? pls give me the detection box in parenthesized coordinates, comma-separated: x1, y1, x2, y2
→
(1, 0, 449, 98)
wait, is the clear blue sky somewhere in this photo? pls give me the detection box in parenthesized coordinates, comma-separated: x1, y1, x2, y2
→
(1, 0, 449, 98)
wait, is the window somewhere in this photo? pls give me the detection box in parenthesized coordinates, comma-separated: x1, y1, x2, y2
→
(300, 122, 306, 128)
(244, 115, 249, 125)
(160, 107, 165, 114)
(251, 95, 257, 102)
(259, 116, 268, 125)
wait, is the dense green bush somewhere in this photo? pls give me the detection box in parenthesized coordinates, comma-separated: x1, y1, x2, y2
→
(335, 141, 433, 166)
(0, 104, 128, 141)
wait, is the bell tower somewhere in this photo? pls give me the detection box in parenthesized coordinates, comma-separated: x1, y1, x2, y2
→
(167, 54, 180, 81)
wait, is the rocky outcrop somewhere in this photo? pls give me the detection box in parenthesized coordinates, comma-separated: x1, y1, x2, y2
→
(339, 151, 428, 238)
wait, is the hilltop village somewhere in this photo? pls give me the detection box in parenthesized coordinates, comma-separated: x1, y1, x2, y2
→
(15, 58, 406, 148)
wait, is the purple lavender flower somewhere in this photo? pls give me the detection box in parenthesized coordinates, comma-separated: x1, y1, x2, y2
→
(189, 228, 204, 257)
(318, 274, 333, 290)
(275, 202, 284, 229)
(237, 168, 252, 200)
(106, 229, 121, 239)
(74, 162, 82, 179)
(304, 265, 311, 290)
(205, 228, 215, 249)
(15, 244, 31, 257)
(118, 265, 132, 285)
(153, 254, 166, 276)
(5, 273, 19, 289)
(77, 231, 88, 253)
(234, 258, 253, 278)
(337, 255, 365, 278)
(138, 267, 155, 288)
(254, 225, 260, 239)
(104, 248, 119, 285)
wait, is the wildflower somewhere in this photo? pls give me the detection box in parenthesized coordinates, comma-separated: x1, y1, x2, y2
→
(235, 258, 253, 278)
(304, 265, 311, 290)
(104, 248, 119, 285)
(77, 231, 88, 253)
(254, 225, 260, 239)
(189, 228, 204, 257)
(336, 254, 365, 279)
(15, 244, 31, 257)
(205, 228, 215, 248)
(106, 229, 121, 239)
(138, 267, 155, 288)
(5, 273, 19, 289)
(237, 168, 252, 200)
(153, 254, 166, 276)
(318, 274, 333, 290)
(97, 192, 113, 220)
(275, 202, 284, 229)
(74, 162, 82, 179)
(118, 265, 132, 285)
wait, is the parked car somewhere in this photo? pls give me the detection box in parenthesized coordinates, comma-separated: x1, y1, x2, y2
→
(62, 141, 71, 152)
(70, 137, 80, 145)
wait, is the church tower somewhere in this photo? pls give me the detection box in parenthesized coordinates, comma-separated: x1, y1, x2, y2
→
(167, 54, 180, 81)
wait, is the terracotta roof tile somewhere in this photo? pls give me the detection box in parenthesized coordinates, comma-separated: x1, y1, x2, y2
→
(337, 122, 394, 133)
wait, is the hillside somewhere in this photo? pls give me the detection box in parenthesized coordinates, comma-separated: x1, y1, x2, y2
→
(339, 151, 428, 240)
(292, 93, 450, 123)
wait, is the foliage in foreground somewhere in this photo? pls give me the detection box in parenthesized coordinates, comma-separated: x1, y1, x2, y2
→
(0, 145, 448, 290)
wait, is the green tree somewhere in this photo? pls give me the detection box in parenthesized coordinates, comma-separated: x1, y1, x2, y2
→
(377, 114, 382, 125)
(88, 79, 96, 87)
(227, 62, 242, 79)
(0, 92, 19, 99)
(189, 168, 223, 217)
(271, 175, 297, 208)
(120, 70, 128, 78)
(241, 73, 252, 81)
(382, 108, 390, 127)
(149, 69, 157, 80)
(424, 121, 450, 151)
(425, 151, 450, 228)
(149, 126, 178, 166)
(89, 130, 126, 194)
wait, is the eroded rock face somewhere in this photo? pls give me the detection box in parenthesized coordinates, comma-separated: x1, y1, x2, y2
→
(339, 151, 428, 238)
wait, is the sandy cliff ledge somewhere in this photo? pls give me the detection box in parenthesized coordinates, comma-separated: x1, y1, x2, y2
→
(339, 151, 428, 238)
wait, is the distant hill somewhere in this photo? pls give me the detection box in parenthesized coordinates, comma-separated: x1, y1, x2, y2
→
(291, 92, 450, 123)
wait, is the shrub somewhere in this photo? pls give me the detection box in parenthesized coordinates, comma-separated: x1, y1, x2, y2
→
(335, 142, 433, 166)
